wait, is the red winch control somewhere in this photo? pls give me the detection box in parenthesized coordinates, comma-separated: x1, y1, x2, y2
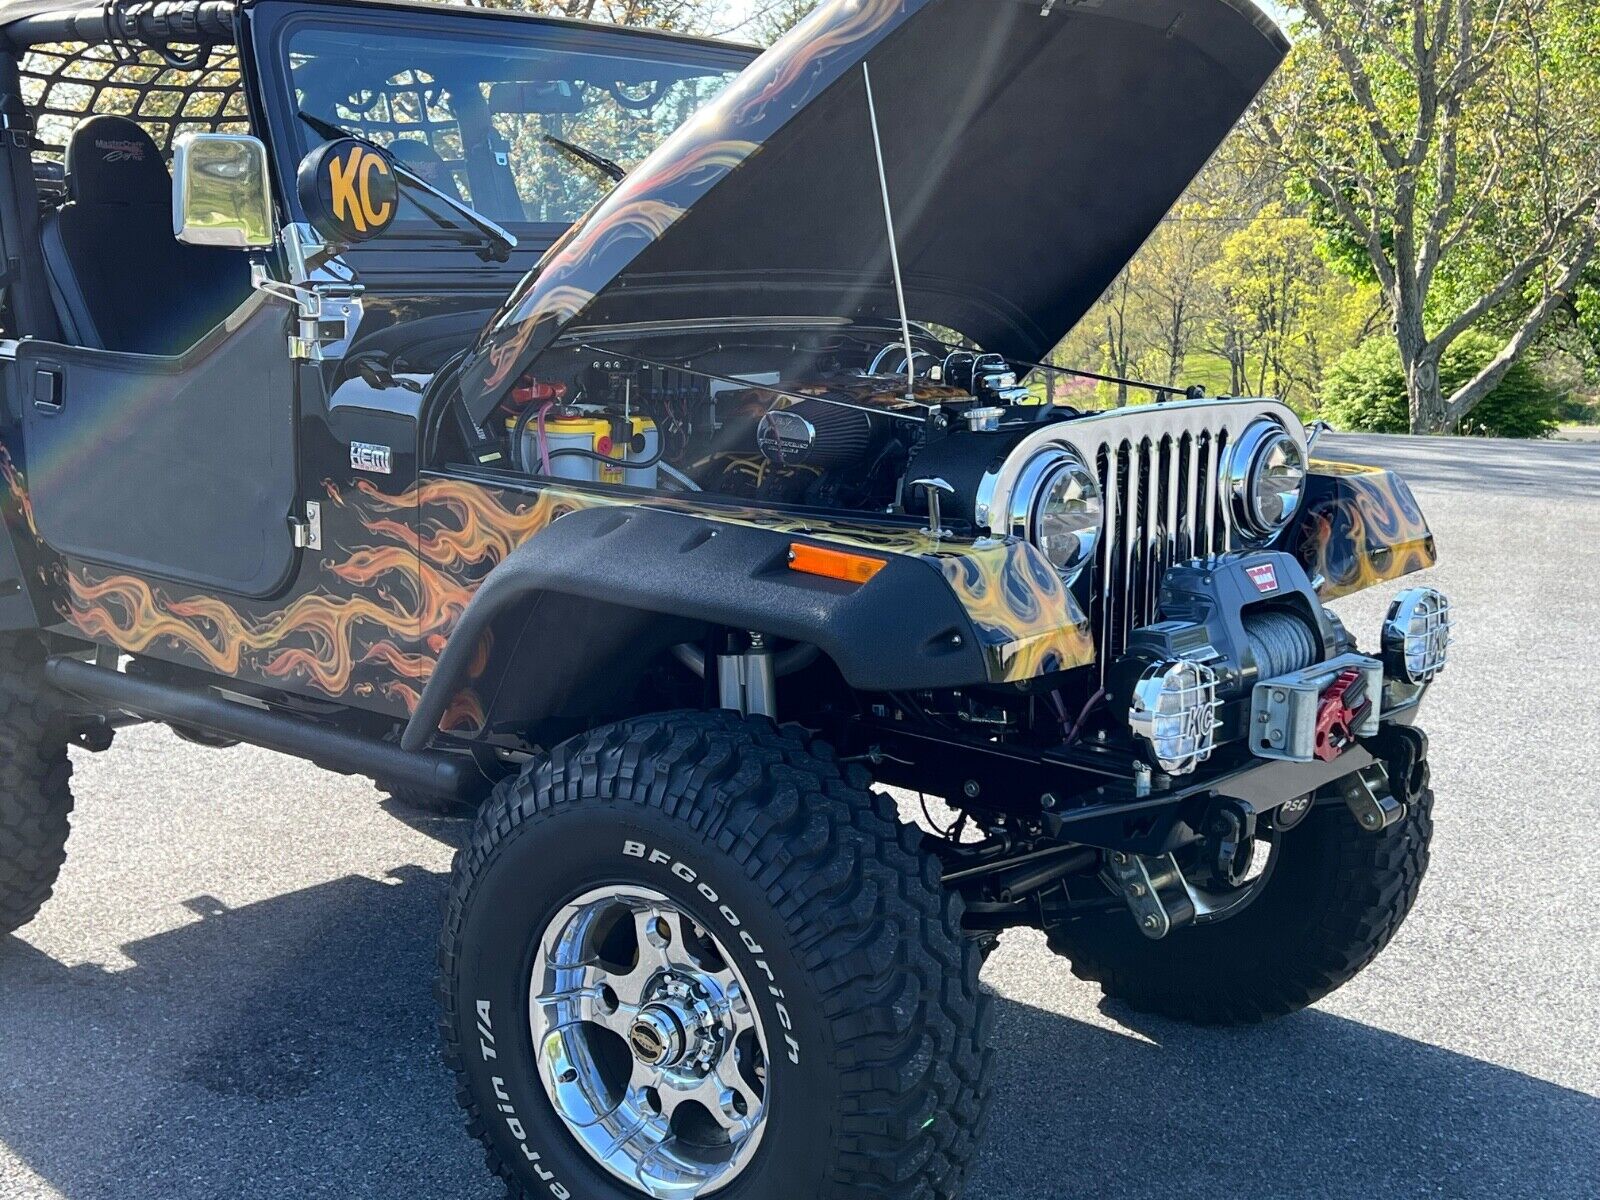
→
(1313, 667, 1373, 762)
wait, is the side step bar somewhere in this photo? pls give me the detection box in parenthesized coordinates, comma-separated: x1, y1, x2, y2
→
(45, 657, 491, 803)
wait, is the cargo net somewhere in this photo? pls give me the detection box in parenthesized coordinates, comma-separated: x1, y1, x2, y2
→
(19, 41, 248, 175)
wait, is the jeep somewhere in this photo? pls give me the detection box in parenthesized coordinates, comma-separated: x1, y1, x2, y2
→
(0, 1, 1449, 1197)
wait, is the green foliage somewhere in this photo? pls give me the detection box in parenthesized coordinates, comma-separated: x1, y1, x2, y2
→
(1322, 332, 1564, 438)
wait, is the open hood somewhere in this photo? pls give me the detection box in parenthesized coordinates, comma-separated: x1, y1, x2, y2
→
(459, 0, 1289, 422)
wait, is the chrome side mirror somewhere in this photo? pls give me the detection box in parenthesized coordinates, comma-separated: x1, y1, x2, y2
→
(172, 132, 274, 249)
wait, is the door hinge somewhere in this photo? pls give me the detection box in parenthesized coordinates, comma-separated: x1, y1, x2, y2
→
(290, 501, 322, 550)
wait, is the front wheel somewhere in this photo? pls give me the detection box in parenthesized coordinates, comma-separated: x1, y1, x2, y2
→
(438, 711, 993, 1200)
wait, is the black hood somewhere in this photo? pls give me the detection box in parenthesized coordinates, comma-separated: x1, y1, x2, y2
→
(460, 0, 1288, 421)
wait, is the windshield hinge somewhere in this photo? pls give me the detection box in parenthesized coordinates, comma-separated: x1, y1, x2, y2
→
(254, 264, 364, 362)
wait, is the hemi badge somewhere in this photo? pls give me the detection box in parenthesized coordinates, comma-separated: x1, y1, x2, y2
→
(1246, 563, 1280, 594)
(351, 441, 393, 475)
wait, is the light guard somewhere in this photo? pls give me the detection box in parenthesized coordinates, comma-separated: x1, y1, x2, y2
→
(1129, 658, 1220, 775)
(1382, 587, 1452, 683)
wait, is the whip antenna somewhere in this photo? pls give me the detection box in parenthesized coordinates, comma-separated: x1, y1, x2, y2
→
(862, 63, 917, 403)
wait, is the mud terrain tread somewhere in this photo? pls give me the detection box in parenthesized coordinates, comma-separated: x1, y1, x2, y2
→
(0, 633, 73, 938)
(438, 710, 995, 1200)
(1051, 784, 1433, 1025)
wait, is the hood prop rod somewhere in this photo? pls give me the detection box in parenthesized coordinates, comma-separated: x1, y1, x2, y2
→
(862, 63, 919, 407)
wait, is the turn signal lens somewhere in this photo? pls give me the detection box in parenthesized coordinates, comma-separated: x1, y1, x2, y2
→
(788, 543, 886, 585)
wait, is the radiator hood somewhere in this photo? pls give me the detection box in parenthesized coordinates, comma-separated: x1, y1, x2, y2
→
(459, 0, 1288, 422)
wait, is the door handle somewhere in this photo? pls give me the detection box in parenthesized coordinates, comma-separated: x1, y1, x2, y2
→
(31, 368, 62, 414)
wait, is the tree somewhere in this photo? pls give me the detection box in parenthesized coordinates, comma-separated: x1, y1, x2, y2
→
(747, 0, 821, 44)
(1203, 203, 1381, 405)
(1253, 1, 1600, 433)
(1322, 330, 1564, 437)
(470, 0, 712, 34)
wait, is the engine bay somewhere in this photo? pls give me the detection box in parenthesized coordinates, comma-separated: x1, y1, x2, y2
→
(430, 323, 1083, 528)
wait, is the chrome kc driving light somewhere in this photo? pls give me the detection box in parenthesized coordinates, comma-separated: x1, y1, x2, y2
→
(1129, 657, 1221, 776)
(1382, 587, 1453, 683)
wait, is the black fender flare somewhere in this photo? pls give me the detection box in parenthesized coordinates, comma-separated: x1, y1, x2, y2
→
(401, 505, 987, 750)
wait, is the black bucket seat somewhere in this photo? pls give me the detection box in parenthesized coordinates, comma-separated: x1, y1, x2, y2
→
(40, 115, 252, 355)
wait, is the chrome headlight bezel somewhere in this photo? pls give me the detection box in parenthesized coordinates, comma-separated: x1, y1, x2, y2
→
(1007, 448, 1102, 581)
(1227, 418, 1306, 538)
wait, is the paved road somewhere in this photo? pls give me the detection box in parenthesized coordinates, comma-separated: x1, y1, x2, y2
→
(3, 434, 1597, 1199)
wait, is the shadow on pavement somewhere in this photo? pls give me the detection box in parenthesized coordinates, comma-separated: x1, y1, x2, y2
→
(0, 860, 1592, 1200)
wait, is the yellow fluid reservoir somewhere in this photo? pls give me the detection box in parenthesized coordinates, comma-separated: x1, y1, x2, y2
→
(512, 410, 660, 488)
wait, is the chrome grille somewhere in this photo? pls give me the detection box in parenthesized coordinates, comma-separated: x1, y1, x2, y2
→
(981, 399, 1307, 680)
(1088, 427, 1234, 677)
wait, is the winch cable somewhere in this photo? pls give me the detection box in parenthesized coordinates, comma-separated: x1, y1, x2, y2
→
(1244, 610, 1322, 679)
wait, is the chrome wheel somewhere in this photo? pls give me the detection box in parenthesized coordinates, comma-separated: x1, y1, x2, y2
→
(529, 885, 769, 1198)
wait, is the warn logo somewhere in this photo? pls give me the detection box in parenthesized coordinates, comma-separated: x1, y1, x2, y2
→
(1246, 563, 1280, 594)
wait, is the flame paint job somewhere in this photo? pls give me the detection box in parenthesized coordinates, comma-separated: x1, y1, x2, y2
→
(411, 476, 1095, 684)
(40, 448, 1090, 727)
(459, 0, 920, 416)
(1296, 460, 1437, 600)
(11, 412, 1424, 728)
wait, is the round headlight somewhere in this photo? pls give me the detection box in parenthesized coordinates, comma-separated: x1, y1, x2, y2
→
(1009, 449, 1101, 579)
(1228, 419, 1306, 537)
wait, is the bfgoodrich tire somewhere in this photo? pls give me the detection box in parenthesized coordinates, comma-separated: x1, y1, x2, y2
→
(1049, 779, 1433, 1025)
(0, 633, 74, 938)
(438, 711, 993, 1200)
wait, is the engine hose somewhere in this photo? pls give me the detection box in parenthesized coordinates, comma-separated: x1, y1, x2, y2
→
(1243, 609, 1320, 679)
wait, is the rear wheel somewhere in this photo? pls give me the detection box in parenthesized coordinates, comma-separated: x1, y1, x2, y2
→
(438, 710, 994, 1200)
(1049, 777, 1433, 1025)
(0, 633, 74, 938)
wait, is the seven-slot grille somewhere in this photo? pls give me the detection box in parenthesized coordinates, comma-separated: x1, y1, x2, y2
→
(1087, 426, 1234, 678)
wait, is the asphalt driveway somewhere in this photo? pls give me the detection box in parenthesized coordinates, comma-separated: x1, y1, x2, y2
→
(1, 433, 1596, 1199)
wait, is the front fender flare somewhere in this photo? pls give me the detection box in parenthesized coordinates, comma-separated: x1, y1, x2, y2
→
(401, 505, 988, 750)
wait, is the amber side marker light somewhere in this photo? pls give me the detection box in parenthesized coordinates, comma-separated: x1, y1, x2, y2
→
(787, 542, 887, 585)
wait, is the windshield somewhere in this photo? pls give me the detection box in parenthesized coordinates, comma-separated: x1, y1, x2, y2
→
(282, 20, 750, 232)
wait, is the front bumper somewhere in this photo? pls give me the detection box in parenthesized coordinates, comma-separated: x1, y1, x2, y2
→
(841, 581, 1447, 856)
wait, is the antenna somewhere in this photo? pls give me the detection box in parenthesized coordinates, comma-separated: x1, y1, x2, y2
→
(862, 63, 918, 403)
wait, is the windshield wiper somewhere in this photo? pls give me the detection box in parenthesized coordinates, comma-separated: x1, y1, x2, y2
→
(542, 133, 626, 183)
(297, 112, 519, 262)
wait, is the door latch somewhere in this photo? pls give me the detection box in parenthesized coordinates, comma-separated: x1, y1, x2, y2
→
(30, 367, 62, 414)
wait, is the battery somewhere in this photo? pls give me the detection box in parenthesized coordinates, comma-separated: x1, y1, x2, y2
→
(513, 410, 660, 489)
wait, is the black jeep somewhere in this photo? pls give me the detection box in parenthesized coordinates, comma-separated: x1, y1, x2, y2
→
(0, 0, 1450, 1196)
